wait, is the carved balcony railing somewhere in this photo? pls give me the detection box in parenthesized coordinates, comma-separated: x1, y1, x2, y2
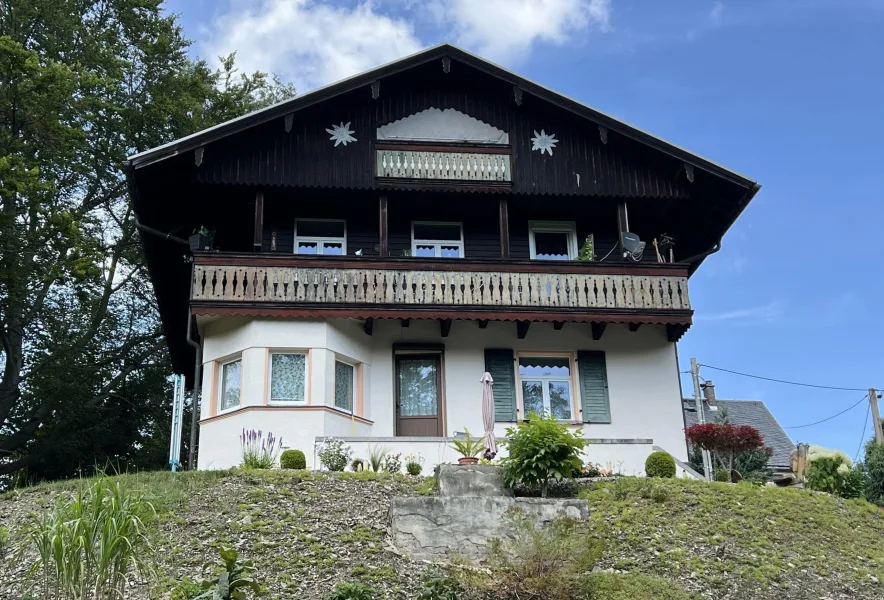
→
(376, 149, 511, 182)
(190, 260, 690, 312)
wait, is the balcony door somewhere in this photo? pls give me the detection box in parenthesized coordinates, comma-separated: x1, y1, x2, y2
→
(395, 354, 442, 436)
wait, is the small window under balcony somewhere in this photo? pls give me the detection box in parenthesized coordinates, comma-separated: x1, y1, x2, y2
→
(411, 222, 464, 258)
(295, 219, 346, 255)
(529, 221, 577, 261)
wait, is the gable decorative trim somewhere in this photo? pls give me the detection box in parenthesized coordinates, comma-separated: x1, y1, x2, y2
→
(377, 107, 509, 144)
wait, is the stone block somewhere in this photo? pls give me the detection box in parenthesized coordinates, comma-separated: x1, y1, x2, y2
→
(390, 495, 588, 561)
(436, 464, 512, 497)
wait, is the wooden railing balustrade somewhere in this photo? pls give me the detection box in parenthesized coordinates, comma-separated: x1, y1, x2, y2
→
(376, 149, 511, 182)
(191, 264, 690, 311)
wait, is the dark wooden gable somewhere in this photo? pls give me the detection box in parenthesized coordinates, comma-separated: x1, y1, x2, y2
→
(193, 60, 691, 198)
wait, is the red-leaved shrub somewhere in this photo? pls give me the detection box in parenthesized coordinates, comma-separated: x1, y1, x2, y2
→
(685, 423, 765, 482)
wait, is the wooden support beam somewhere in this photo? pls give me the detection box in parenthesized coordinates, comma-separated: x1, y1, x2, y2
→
(499, 197, 510, 259)
(478, 320, 489, 329)
(516, 320, 530, 339)
(440, 318, 452, 338)
(591, 322, 607, 340)
(617, 201, 629, 258)
(666, 323, 684, 343)
(553, 321, 565, 330)
(400, 318, 410, 328)
(253, 191, 264, 251)
(379, 196, 389, 257)
(628, 323, 641, 332)
(363, 318, 374, 336)
(442, 56, 451, 73)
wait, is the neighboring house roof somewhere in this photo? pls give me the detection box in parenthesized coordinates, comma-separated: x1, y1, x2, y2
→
(683, 399, 794, 471)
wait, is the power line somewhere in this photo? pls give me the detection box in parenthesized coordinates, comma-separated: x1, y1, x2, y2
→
(698, 364, 871, 392)
(854, 404, 871, 463)
(783, 392, 868, 429)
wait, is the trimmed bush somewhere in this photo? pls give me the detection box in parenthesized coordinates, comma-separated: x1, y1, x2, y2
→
(713, 469, 729, 482)
(645, 451, 676, 478)
(280, 449, 306, 470)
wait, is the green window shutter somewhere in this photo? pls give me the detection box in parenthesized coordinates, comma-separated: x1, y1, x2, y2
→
(485, 348, 516, 422)
(577, 350, 611, 424)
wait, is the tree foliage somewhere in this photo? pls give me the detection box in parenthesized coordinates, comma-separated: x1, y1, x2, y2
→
(0, 0, 293, 486)
(684, 424, 765, 483)
(501, 412, 586, 497)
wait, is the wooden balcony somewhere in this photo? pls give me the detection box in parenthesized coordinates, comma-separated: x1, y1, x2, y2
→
(190, 254, 693, 339)
(376, 148, 511, 182)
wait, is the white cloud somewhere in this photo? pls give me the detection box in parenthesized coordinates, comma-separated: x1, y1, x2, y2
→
(201, 0, 423, 92)
(696, 302, 783, 323)
(709, 1, 725, 24)
(430, 0, 612, 63)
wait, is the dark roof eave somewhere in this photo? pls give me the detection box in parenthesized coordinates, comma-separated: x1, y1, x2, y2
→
(126, 44, 757, 190)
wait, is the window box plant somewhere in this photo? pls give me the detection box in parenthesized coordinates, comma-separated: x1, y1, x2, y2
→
(450, 428, 484, 465)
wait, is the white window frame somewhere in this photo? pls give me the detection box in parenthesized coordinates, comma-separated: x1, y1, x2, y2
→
(411, 221, 464, 258)
(528, 221, 578, 261)
(268, 351, 308, 405)
(294, 218, 347, 256)
(333, 358, 357, 414)
(218, 357, 243, 414)
(516, 354, 575, 421)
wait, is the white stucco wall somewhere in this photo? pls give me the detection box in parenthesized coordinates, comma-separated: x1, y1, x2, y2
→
(194, 316, 688, 473)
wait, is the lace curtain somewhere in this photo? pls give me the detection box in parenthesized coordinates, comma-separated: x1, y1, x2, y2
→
(220, 360, 242, 410)
(398, 359, 438, 416)
(271, 354, 306, 402)
(335, 361, 354, 412)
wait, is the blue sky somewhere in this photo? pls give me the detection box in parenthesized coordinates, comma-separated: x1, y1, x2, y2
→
(165, 0, 884, 458)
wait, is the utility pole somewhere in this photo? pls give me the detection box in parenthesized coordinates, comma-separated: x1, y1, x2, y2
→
(870, 388, 883, 444)
(691, 358, 714, 480)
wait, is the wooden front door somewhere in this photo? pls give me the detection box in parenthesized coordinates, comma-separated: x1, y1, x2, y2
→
(395, 354, 442, 436)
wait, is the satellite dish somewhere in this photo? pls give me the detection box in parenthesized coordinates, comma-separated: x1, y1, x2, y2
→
(621, 232, 646, 262)
(621, 232, 642, 253)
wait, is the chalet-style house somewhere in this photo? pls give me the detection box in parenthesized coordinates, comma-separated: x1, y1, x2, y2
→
(127, 44, 760, 474)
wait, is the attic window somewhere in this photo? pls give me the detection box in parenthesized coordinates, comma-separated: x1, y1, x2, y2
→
(295, 219, 346, 255)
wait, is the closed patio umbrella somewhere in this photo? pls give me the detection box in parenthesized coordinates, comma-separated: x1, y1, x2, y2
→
(481, 372, 498, 458)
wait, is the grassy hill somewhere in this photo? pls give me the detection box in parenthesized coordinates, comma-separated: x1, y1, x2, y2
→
(0, 470, 882, 599)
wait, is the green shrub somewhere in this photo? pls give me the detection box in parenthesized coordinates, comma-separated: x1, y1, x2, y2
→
(325, 581, 376, 600)
(645, 451, 676, 478)
(0, 525, 9, 559)
(280, 449, 306, 470)
(170, 577, 202, 600)
(585, 573, 692, 600)
(841, 465, 866, 500)
(713, 469, 729, 482)
(806, 448, 858, 498)
(864, 440, 884, 506)
(501, 413, 586, 497)
(195, 547, 260, 599)
(481, 513, 604, 600)
(23, 477, 154, 600)
(650, 484, 670, 503)
(318, 438, 352, 472)
(406, 461, 423, 476)
(417, 572, 463, 600)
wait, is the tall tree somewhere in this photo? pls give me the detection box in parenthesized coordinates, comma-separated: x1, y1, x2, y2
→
(0, 0, 294, 483)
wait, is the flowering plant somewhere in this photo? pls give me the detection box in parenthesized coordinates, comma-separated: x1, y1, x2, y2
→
(317, 438, 352, 471)
(383, 452, 403, 474)
(404, 454, 424, 476)
(240, 429, 282, 469)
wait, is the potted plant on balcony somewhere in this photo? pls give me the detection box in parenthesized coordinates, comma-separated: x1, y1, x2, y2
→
(449, 428, 484, 465)
(189, 226, 214, 251)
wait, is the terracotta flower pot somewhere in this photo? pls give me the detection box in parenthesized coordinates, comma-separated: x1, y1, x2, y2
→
(458, 457, 479, 465)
